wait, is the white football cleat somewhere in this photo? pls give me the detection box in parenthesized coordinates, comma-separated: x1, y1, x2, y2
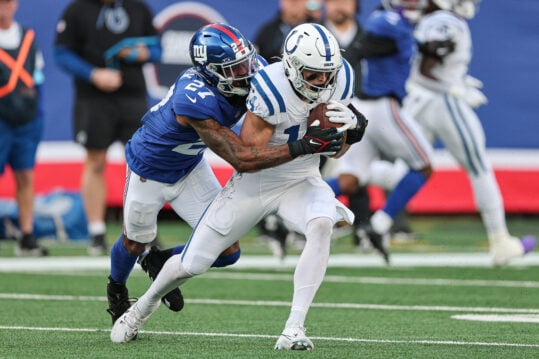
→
(110, 304, 147, 343)
(274, 326, 314, 350)
(490, 235, 536, 266)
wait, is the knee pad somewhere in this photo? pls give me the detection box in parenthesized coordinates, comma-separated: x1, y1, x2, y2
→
(182, 252, 216, 276)
(125, 200, 158, 243)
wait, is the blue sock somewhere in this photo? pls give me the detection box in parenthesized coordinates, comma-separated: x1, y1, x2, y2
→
(384, 170, 427, 218)
(172, 244, 185, 256)
(211, 249, 241, 268)
(110, 235, 138, 284)
(326, 177, 342, 196)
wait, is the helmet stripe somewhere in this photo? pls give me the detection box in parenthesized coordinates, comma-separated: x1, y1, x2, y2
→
(312, 24, 331, 61)
(209, 24, 244, 51)
(341, 59, 353, 100)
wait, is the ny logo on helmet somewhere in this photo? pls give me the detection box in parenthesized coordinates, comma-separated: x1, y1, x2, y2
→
(193, 45, 207, 64)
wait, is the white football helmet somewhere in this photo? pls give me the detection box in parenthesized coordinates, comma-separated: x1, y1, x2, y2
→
(382, 0, 427, 23)
(282, 23, 343, 102)
(433, 0, 480, 19)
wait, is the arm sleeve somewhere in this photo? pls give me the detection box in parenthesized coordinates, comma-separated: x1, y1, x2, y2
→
(356, 32, 398, 58)
(54, 45, 94, 82)
(147, 41, 162, 63)
(357, 12, 400, 58)
(54, 4, 94, 81)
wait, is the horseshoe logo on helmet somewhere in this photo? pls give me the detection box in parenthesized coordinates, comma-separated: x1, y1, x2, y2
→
(284, 32, 304, 55)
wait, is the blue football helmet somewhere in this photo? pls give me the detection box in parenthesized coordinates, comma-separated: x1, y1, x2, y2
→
(189, 23, 258, 97)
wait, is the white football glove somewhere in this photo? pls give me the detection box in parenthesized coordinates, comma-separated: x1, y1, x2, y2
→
(450, 81, 488, 109)
(465, 87, 488, 108)
(465, 75, 484, 89)
(325, 100, 357, 132)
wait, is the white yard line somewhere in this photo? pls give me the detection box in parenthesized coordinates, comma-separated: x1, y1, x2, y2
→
(1, 252, 539, 272)
(0, 293, 538, 314)
(0, 325, 537, 348)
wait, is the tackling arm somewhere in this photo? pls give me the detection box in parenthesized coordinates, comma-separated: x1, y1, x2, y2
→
(181, 111, 343, 173)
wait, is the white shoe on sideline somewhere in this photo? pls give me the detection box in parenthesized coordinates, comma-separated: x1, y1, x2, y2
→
(110, 304, 146, 343)
(274, 325, 314, 350)
(491, 235, 536, 266)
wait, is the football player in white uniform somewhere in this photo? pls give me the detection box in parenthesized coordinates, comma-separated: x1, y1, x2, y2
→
(403, 0, 536, 265)
(111, 23, 367, 350)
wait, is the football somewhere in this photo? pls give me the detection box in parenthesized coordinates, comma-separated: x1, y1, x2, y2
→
(308, 103, 347, 157)
(308, 103, 334, 129)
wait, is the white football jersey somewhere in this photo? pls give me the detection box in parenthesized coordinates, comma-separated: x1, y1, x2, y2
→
(409, 10, 471, 91)
(246, 59, 355, 177)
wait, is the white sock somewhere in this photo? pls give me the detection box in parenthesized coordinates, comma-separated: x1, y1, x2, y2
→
(470, 171, 509, 237)
(286, 217, 333, 328)
(88, 221, 106, 236)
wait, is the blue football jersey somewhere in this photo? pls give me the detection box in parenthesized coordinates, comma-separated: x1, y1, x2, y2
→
(126, 68, 246, 184)
(362, 9, 416, 101)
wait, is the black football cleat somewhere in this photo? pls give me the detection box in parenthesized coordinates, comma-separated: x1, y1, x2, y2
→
(106, 276, 135, 325)
(365, 226, 390, 265)
(15, 234, 48, 257)
(138, 246, 184, 312)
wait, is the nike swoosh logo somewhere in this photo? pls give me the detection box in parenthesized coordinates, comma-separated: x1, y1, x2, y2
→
(309, 140, 319, 145)
(186, 94, 197, 103)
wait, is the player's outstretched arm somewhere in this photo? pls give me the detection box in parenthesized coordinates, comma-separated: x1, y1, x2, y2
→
(182, 113, 342, 173)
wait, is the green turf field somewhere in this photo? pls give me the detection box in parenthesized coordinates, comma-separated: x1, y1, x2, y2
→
(1, 215, 538, 358)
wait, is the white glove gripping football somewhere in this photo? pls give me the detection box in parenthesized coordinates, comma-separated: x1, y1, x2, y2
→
(326, 100, 357, 132)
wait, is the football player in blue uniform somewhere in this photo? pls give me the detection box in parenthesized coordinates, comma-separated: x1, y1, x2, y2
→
(106, 23, 345, 325)
(111, 22, 367, 349)
(327, 0, 434, 263)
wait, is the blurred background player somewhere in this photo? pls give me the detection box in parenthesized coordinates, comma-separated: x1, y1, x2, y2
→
(0, 0, 47, 256)
(403, 0, 536, 265)
(106, 22, 344, 325)
(322, 0, 372, 249)
(327, 0, 434, 263)
(54, 0, 161, 256)
(110, 23, 365, 349)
